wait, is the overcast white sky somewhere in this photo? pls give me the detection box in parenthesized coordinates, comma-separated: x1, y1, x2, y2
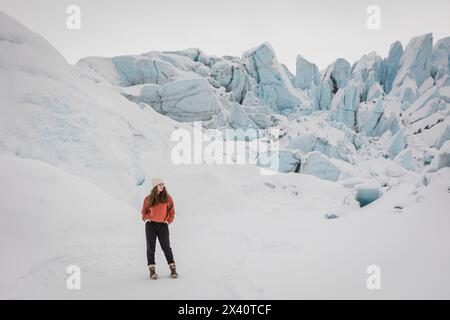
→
(0, 0, 449, 72)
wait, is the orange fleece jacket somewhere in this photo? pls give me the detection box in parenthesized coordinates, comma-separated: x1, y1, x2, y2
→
(141, 194, 175, 224)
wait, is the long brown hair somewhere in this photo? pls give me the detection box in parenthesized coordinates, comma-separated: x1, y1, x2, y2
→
(148, 185, 169, 207)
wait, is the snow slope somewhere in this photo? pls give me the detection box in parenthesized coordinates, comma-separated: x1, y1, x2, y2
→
(0, 10, 450, 299)
(0, 10, 188, 208)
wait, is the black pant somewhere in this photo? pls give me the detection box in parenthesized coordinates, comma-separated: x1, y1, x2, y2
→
(145, 221, 174, 265)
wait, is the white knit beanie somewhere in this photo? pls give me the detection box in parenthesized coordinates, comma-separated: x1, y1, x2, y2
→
(151, 177, 164, 189)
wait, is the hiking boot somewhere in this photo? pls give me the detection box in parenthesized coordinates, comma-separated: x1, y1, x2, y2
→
(148, 264, 158, 280)
(169, 262, 178, 278)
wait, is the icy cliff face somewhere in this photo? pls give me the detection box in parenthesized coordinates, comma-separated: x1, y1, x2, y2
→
(294, 55, 320, 91)
(392, 33, 433, 90)
(384, 41, 404, 94)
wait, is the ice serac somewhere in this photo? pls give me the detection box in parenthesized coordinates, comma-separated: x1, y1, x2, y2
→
(427, 140, 450, 172)
(431, 37, 450, 80)
(294, 55, 320, 90)
(158, 52, 211, 77)
(392, 33, 433, 90)
(407, 85, 440, 119)
(384, 41, 403, 94)
(278, 151, 301, 173)
(435, 124, 450, 149)
(211, 61, 251, 104)
(357, 99, 400, 137)
(162, 48, 209, 66)
(330, 85, 359, 129)
(122, 78, 221, 122)
(367, 83, 384, 101)
(228, 102, 256, 130)
(329, 52, 387, 127)
(395, 149, 415, 171)
(419, 77, 434, 95)
(257, 150, 300, 173)
(357, 100, 383, 136)
(300, 151, 341, 181)
(282, 63, 296, 87)
(387, 129, 407, 158)
(208, 91, 274, 129)
(317, 82, 332, 110)
(398, 76, 419, 110)
(280, 116, 356, 161)
(326, 58, 352, 90)
(77, 52, 205, 87)
(350, 51, 385, 101)
(440, 85, 450, 103)
(242, 103, 274, 129)
(242, 42, 302, 113)
(112, 55, 175, 86)
(319, 58, 351, 110)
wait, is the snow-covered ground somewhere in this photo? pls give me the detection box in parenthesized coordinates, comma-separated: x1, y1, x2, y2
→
(0, 10, 449, 299)
(1, 155, 449, 299)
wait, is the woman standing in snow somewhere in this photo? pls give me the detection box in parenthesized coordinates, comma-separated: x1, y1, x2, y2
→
(141, 177, 178, 279)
